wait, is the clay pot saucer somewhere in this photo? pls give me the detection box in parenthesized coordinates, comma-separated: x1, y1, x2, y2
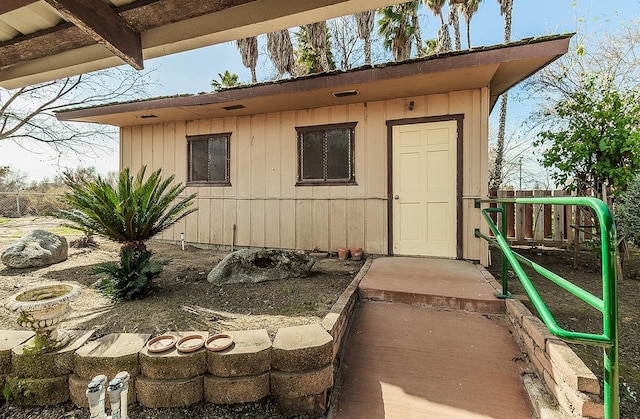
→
(205, 334, 234, 352)
(176, 334, 205, 353)
(146, 334, 177, 353)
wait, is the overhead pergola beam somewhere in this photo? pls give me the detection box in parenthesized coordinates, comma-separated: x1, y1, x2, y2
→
(44, 0, 143, 69)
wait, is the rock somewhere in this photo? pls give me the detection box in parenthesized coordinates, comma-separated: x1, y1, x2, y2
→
(208, 249, 315, 284)
(1, 229, 68, 268)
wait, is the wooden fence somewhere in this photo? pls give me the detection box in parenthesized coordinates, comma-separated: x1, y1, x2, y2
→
(488, 189, 596, 246)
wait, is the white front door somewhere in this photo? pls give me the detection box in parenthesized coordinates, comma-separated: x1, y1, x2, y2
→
(392, 121, 457, 257)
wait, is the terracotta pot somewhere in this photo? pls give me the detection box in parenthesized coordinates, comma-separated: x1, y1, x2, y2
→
(337, 247, 350, 260)
(349, 247, 363, 261)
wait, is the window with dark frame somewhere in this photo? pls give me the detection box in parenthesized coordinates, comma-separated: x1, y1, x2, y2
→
(187, 133, 231, 185)
(296, 122, 356, 185)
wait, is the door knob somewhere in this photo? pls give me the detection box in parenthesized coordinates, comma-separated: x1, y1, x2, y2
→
(394, 195, 399, 200)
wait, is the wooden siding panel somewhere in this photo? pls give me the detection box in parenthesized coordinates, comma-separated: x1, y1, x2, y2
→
(197, 198, 211, 244)
(279, 200, 296, 249)
(120, 127, 132, 172)
(130, 126, 143, 173)
(280, 111, 296, 198)
(313, 200, 329, 250)
(236, 116, 252, 198)
(346, 199, 365, 248)
(236, 200, 251, 246)
(265, 200, 280, 248)
(365, 200, 386, 254)
(151, 124, 164, 172)
(364, 100, 386, 199)
(223, 199, 237, 248)
(265, 113, 281, 198)
(296, 200, 313, 250)
(210, 198, 224, 245)
(329, 200, 347, 250)
(250, 200, 265, 247)
(223, 117, 238, 197)
(427, 93, 449, 116)
(250, 114, 266, 198)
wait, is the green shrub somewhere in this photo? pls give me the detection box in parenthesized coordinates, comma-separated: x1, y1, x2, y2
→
(93, 243, 167, 301)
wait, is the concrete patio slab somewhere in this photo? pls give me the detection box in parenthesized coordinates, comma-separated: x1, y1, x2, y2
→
(359, 257, 504, 313)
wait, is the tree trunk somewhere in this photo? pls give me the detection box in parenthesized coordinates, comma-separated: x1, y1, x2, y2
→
(364, 36, 371, 65)
(491, 92, 508, 190)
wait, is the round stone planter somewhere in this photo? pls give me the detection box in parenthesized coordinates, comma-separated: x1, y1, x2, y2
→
(4, 283, 81, 353)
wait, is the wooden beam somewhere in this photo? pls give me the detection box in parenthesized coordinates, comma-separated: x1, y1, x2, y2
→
(44, 0, 143, 69)
(0, 0, 38, 14)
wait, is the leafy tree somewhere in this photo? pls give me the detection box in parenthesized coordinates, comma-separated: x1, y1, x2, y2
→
(528, 21, 640, 199)
(236, 37, 259, 84)
(534, 74, 640, 199)
(211, 70, 240, 91)
(303, 22, 334, 72)
(58, 166, 197, 300)
(616, 173, 640, 246)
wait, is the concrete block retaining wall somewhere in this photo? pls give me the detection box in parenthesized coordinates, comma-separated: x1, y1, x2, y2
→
(0, 259, 370, 416)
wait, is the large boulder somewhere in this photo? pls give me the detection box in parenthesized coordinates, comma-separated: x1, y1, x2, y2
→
(1, 229, 68, 269)
(208, 249, 315, 284)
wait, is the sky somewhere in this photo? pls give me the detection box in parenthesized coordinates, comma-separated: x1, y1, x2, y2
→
(1, 0, 639, 183)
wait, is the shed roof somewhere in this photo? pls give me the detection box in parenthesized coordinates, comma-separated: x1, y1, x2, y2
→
(57, 34, 572, 127)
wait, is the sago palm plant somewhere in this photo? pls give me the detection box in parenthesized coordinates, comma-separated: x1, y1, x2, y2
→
(58, 166, 197, 300)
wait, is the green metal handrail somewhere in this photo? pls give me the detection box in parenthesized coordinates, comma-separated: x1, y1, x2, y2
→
(474, 196, 619, 419)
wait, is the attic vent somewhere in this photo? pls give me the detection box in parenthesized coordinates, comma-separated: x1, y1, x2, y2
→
(223, 104, 246, 111)
(332, 90, 359, 98)
(138, 114, 157, 119)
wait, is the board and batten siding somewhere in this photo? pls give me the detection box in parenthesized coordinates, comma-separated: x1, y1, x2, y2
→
(120, 89, 489, 263)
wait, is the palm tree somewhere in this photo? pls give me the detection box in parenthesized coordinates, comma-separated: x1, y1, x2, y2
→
(354, 10, 375, 65)
(377, 2, 419, 61)
(491, 0, 513, 190)
(425, 0, 451, 53)
(448, 0, 462, 50)
(59, 166, 197, 300)
(411, 6, 423, 56)
(211, 70, 240, 90)
(236, 37, 258, 84)
(267, 30, 296, 77)
(304, 22, 332, 72)
(295, 26, 336, 74)
(461, 0, 482, 49)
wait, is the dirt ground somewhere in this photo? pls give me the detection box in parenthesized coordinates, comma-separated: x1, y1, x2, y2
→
(0, 216, 363, 419)
(487, 245, 640, 418)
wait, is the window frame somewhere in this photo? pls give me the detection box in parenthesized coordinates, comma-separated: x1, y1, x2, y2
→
(186, 132, 232, 186)
(295, 122, 357, 186)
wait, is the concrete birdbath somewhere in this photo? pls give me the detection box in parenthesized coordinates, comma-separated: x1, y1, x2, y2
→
(4, 283, 81, 353)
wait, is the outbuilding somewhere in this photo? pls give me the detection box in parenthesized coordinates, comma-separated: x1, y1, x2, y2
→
(58, 35, 571, 265)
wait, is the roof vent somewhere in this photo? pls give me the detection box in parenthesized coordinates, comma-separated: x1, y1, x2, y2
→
(138, 114, 157, 119)
(223, 104, 246, 111)
(332, 90, 359, 98)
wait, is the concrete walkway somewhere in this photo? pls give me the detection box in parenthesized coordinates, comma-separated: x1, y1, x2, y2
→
(329, 257, 533, 419)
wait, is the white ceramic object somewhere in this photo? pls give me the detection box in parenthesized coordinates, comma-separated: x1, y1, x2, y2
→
(4, 283, 81, 351)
